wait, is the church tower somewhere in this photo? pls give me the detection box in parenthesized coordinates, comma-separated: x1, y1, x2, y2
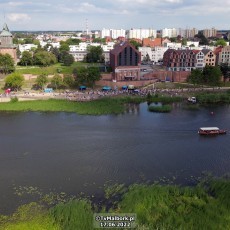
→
(0, 23, 17, 62)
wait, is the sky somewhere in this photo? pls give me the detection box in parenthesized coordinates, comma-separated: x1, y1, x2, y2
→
(0, 0, 229, 31)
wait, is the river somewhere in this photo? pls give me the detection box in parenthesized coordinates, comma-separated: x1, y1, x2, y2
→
(0, 103, 230, 214)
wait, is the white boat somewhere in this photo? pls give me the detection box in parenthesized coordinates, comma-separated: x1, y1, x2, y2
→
(188, 97, 196, 103)
(198, 127, 227, 135)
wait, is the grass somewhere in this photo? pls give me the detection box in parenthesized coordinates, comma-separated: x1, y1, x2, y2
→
(196, 91, 230, 104)
(1, 179, 230, 230)
(0, 98, 126, 115)
(15, 62, 105, 76)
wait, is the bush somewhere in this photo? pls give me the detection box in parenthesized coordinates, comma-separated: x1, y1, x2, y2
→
(10, 96, 19, 103)
(148, 104, 172, 113)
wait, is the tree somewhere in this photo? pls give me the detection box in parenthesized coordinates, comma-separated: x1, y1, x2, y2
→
(35, 74, 49, 90)
(73, 66, 101, 88)
(63, 53, 75, 66)
(215, 39, 227, 47)
(195, 32, 209, 45)
(65, 38, 81, 45)
(129, 40, 141, 49)
(203, 66, 222, 86)
(19, 51, 33, 66)
(220, 63, 230, 81)
(0, 53, 15, 74)
(50, 74, 63, 89)
(187, 69, 203, 85)
(85, 46, 104, 63)
(63, 74, 76, 88)
(59, 42, 70, 52)
(33, 51, 57, 66)
(4, 73, 24, 91)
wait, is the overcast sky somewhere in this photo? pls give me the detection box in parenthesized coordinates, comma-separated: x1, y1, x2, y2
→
(0, 0, 229, 31)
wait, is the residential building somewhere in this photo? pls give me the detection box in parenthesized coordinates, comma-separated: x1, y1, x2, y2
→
(142, 38, 162, 47)
(218, 46, 230, 66)
(202, 49, 216, 66)
(203, 28, 217, 38)
(69, 42, 115, 62)
(139, 46, 168, 63)
(100, 29, 126, 39)
(127, 28, 156, 39)
(0, 23, 17, 62)
(163, 49, 197, 71)
(161, 28, 177, 38)
(110, 41, 141, 81)
(18, 44, 38, 53)
(195, 50, 205, 69)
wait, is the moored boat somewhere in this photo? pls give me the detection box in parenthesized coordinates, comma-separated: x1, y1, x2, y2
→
(198, 127, 227, 135)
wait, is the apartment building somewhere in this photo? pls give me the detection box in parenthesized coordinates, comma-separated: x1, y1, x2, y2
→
(203, 28, 217, 38)
(202, 49, 216, 66)
(127, 28, 156, 39)
(138, 46, 168, 63)
(69, 42, 115, 62)
(100, 29, 126, 39)
(218, 46, 230, 66)
(161, 28, 177, 38)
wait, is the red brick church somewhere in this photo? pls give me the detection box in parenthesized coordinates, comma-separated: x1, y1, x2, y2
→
(0, 23, 17, 62)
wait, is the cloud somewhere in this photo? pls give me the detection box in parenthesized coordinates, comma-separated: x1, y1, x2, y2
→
(7, 13, 31, 22)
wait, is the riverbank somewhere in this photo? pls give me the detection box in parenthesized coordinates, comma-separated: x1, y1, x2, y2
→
(0, 95, 182, 115)
(0, 178, 229, 230)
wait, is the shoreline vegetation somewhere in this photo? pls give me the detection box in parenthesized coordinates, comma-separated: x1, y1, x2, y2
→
(0, 95, 182, 115)
(1, 90, 230, 115)
(0, 178, 230, 229)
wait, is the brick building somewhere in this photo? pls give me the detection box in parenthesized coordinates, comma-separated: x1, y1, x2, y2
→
(163, 48, 217, 71)
(0, 23, 17, 62)
(110, 41, 141, 81)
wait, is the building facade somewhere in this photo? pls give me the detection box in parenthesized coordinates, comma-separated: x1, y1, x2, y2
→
(218, 46, 230, 66)
(110, 41, 141, 81)
(0, 23, 17, 62)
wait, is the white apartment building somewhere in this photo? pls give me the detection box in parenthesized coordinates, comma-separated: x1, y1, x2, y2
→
(162, 28, 177, 38)
(139, 46, 168, 63)
(127, 28, 157, 39)
(69, 42, 115, 62)
(100, 28, 110, 38)
(100, 29, 126, 39)
(163, 42, 182, 49)
(195, 50, 205, 69)
(18, 44, 38, 53)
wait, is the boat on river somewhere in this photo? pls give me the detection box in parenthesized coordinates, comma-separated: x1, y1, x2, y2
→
(198, 127, 227, 135)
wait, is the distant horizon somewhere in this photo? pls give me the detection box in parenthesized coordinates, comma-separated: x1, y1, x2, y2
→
(0, 0, 229, 31)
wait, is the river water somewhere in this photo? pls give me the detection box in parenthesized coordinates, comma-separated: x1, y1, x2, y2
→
(0, 103, 230, 214)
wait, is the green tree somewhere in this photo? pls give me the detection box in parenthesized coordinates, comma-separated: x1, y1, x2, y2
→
(220, 63, 230, 81)
(63, 74, 76, 88)
(65, 38, 81, 45)
(33, 51, 57, 66)
(51, 74, 63, 89)
(187, 69, 203, 85)
(215, 39, 227, 47)
(63, 53, 75, 66)
(203, 66, 222, 86)
(129, 40, 141, 49)
(85, 46, 104, 63)
(4, 73, 24, 91)
(19, 51, 33, 66)
(0, 53, 15, 74)
(59, 43, 70, 52)
(195, 32, 209, 45)
(35, 74, 49, 90)
(73, 66, 101, 88)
